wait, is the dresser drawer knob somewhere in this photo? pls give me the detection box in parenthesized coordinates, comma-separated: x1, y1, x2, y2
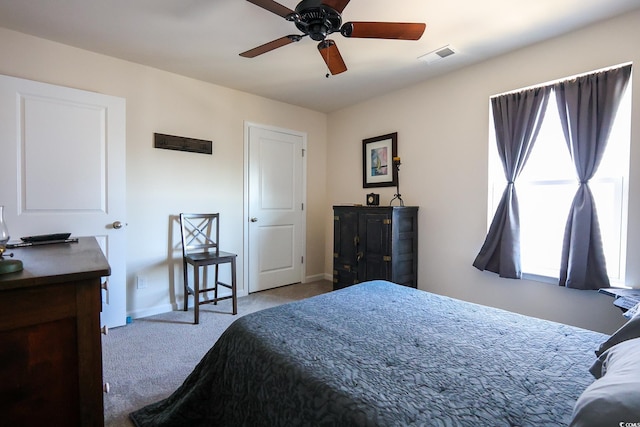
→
(101, 325, 109, 335)
(103, 383, 110, 394)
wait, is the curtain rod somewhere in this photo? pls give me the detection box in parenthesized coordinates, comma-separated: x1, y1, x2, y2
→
(490, 61, 632, 99)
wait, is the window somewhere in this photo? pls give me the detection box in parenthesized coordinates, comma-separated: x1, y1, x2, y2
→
(487, 70, 632, 285)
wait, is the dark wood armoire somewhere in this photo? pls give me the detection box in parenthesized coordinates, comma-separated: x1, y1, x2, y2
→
(333, 205, 418, 290)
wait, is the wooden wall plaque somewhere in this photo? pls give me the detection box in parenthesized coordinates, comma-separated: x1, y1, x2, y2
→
(154, 133, 212, 155)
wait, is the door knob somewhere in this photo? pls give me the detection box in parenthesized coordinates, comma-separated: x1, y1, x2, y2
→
(112, 221, 123, 229)
(250, 217, 258, 222)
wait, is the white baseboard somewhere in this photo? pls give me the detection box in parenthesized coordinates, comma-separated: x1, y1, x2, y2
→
(127, 303, 174, 320)
(305, 273, 328, 282)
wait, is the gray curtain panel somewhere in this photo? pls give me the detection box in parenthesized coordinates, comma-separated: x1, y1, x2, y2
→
(473, 86, 551, 278)
(555, 64, 632, 290)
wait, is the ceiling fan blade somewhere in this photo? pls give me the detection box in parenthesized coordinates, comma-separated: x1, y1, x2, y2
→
(341, 22, 426, 40)
(246, 0, 295, 18)
(240, 35, 302, 58)
(318, 40, 347, 75)
(322, 0, 351, 13)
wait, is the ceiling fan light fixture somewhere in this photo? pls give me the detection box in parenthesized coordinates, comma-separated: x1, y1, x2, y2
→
(309, 22, 330, 41)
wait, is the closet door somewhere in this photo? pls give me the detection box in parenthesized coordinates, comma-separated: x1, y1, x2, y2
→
(247, 124, 305, 292)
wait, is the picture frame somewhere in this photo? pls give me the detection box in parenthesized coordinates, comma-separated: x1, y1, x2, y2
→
(362, 132, 398, 188)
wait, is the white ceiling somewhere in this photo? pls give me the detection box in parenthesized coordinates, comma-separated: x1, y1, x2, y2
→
(0, 0, 639, 112)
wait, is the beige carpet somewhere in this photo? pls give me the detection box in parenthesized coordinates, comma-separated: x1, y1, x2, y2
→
(103, 280, 333, 427)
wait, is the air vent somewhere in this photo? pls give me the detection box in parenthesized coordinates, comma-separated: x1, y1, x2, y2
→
(418, 45, 457, 64)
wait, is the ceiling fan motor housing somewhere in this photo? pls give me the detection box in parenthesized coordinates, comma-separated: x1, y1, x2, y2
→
(293, 0, 341, 41)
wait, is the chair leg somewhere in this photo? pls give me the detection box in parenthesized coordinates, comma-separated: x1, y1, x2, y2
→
(214, 264, 219, 305)
(194, 265, 200, 325)
(231, 257, 237, 315)
(182, 260, 189, 312)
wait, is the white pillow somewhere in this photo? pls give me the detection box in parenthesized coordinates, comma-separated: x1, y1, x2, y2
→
(571, 337, 640, 427)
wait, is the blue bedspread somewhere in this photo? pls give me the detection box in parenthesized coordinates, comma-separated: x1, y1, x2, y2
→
(130, 280, 606, 426)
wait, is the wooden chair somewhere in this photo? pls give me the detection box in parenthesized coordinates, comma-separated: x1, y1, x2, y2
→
(179, 213, 237, 324)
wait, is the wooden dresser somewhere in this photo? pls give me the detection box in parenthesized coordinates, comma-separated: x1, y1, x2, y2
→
(333, 205, 419, 290)
(0, 237, 110, 426)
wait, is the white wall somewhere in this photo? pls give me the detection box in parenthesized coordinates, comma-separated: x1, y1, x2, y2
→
(326, 10, 640, 334)
(0, 27, 328, 318)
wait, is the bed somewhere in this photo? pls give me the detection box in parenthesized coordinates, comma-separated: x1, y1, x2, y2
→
(130, 280, 639, 427)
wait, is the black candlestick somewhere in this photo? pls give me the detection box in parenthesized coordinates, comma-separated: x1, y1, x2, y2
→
(390, 157, 404, 206)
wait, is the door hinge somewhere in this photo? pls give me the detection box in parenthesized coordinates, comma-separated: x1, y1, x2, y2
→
(301, 203, 304, 210)
(383, 219, 392, 225)
(383, 256, 392, 262)
(302, 148, 306, 157)
(301, 256, 304, 264)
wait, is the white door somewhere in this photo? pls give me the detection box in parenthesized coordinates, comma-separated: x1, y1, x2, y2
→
(247, 124, 305, 292)
(0, 74, 127, 328)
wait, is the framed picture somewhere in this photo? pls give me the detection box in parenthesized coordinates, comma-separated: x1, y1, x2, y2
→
(362, 132, 398, 188)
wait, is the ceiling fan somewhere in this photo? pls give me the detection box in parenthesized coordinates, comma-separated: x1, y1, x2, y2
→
(240, 0, 426, 76)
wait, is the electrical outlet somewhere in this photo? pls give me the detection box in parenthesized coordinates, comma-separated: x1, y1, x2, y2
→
(136, 276, 148, 289)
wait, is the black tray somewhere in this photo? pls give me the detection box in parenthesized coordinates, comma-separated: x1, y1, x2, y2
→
(20, 233, 72, 243)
